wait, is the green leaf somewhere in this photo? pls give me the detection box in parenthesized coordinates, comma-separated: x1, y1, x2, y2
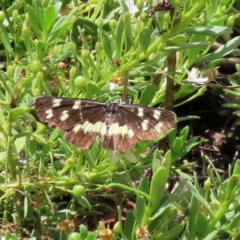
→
(123, 211, 135, 239)
(49, 21, 72, 43)
(0, 152, 6, 162)
(162, 150, 172, 174)
(10, 107, 29, 120)
(32, 132, 47, 145)
(53, 1, 63, 15)
(134, 195, 146, 226)
(151, 178, 188, 220)
(223, 214, 240, 231)
(187, 34, 207, 62)
(164, 42, 207, 51)
(182, 137, 199, 154)
(139, 27, 151, 53)
(137, 177, 149, 195)
(80, 224, 88, 240)
(67, 232, 81, 240)
(172, 136, 199, 162)
(49, 129, 61, 142)
(15, 41, 26, 59)
(185, 180, 212, 215)
(199, 36, 240, 61)
(195, 212, 208, 238)
(115, 14, 124, 58)
(168, 126, 177, 146)
(102, 31, 113, 61)
(14, 136, 27, 152)
(77, 197, 92, 211)
(113, 172, 130, 185)
(44, 5, 56, 34)
(36, 41, 46, 58)
(188, 196, 198, 238)
(0, 23, 14, 57)
(159, 224, 185, 239)
(26, 5, 41, 36)
(58, 138, 71, 156)
(220, 0, 231, 3)
(184, 26, 232, 36)
(172, 137, 182, 155)
(86, 231, 98, 240)
(86, 82, 98, 95)
(204, 230, 219, 240)
(226, 175, 239, 201)
(138, 84, 157, 106)
(72, 18, 98, 38)
(34, 1, 44, 31)
(233, 160, 240, 175)
(5, 231, 18, 240)
(152, 151, 163, 172)
(169, 34, 188, 46)
(179, 126, 189, 144)
(144, 167, 167, 223)
(123, 13, 134, 53)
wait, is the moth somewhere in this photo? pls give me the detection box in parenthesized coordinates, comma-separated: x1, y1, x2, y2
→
(34, 96, 176, 153)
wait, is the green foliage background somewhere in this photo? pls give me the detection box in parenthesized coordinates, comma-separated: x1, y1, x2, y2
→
(0, 0, 240, 239)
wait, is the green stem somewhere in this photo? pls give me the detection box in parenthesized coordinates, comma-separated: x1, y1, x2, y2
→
(206, 201, 228, 234)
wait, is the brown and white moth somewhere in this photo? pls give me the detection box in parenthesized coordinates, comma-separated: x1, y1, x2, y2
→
(34, 96, 176, 153)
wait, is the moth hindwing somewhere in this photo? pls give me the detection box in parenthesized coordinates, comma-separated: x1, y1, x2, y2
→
(34, 96, 176, 153)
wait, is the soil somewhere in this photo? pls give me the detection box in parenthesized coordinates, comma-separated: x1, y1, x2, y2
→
(176, 88, 239, 176)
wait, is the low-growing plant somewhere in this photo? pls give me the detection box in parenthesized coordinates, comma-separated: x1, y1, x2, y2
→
(0, 0, 239, 239)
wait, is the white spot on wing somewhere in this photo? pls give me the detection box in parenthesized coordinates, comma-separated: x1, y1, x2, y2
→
(45, 109, 53, 119)
(120, 125, 128, 136)
(153, 110, 161, 120)
(73, 120, 134, 138)
(92, 122, 107, 135)
(155, 122, 163, 132)
(73, 121, 108, 135)
(137, 108, 144, 117)
(128, 129, 134, 138)
(108, 123, 119, 135)
(141, 119, 149, 131)
(60, 110, 69, 121)
(108, 123, 134, 138)
(52, 98, 62, 107)
(82, 121, 92, 133)
(73, 124, 82, 132)
(73, 100, 81, 109)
